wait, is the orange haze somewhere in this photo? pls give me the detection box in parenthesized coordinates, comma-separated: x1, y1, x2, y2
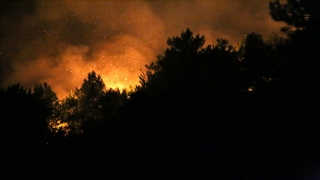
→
(0, 0, 284, 99)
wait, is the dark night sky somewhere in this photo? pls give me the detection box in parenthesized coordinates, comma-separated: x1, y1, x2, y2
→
(0, 0, 284, 98)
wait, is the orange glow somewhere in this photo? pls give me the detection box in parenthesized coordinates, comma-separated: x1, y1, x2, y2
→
(1, 0, 285, 99)
(49, 120, 70, 135)
(7, 36, 153, 99)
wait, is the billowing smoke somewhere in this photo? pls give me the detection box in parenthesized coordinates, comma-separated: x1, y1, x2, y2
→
(0, 0, 284, 98)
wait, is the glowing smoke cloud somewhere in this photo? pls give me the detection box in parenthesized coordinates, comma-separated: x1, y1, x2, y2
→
(0, 0, 284, 99)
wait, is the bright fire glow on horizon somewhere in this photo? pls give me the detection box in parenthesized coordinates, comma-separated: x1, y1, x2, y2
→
(9, 40, 152, 99)
(0, 0, 285, 99)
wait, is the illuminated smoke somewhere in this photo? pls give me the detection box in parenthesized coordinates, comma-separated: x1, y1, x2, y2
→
(0, 0, 284, 99)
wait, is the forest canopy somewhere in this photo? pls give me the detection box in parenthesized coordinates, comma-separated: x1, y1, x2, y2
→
(1, 0, 319, 179)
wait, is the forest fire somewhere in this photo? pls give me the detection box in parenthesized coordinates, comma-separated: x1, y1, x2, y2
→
(1, 0, 319, 179)
(0, 0, 283, 100)
(49, 120, 70, 135)
(8, 41, 150, 99)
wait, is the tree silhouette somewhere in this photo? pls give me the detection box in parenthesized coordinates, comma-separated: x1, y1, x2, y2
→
(54, 71, 106, 134)
(137, 28, 205, 92)
(49, 92, 79, 135)
(33, 82, 61, 131)
(76, 71, 105, 108)
(33, 82, 59, 109)
(0, 84, 50, 150)
(75, 71, 106, 130)
(269, 0, 320, 36)
(269, 0, 320, 82)
(238, 33, 284, 92)
(100, 88, 128, 119)
(138, 28, 244, 99)
(268, 0, 320, 157)
(3, 1, 320, 176)
(52, 71, 128, 135)
(269, 0, 320, 68)
(121, 29, 250, 159)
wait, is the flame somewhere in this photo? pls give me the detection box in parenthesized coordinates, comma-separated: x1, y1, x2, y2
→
(49, 120, 70, 135)
(8, 35, 152, 99)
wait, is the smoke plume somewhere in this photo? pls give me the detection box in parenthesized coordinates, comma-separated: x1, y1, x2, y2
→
(0, 0, 284, 98)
